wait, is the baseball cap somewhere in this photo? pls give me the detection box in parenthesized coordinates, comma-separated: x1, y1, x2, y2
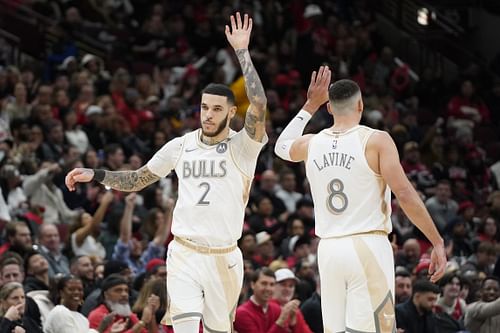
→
(86, 105, 103, 117)
(415, 259, 431, 275)
(275, 268, 299, 283)
(304, 4, 323, 18)
(256, 231, 271, 246)
(146, 258, 165, 273)
(404, 141, 419, 153)
(146, 95, 160, 105)
(101, 274, 128, 292)
(81, 53, 98, 66)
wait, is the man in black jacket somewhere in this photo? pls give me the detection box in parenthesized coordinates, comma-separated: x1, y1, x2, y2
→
(396, 280, 440, 333)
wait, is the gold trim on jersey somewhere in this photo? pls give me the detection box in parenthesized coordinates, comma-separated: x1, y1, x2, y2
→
(326, 230, 388, 239)
(174, 236, 237, 254)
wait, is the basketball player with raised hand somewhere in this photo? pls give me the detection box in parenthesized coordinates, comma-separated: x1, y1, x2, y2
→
(66, 12, 267, 333)
(274, 67, 447, 333)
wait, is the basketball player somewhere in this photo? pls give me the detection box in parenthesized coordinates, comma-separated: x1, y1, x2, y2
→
(274, 67, 447, 333)
(65, 12, 267, 333)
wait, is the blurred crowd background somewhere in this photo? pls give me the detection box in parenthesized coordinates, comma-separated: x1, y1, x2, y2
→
(0, 0, 499, 332)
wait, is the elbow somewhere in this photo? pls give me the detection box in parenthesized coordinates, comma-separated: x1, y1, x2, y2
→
(274, 143, 294, 162)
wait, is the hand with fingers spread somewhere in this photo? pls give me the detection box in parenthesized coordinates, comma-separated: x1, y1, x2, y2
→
(65, 167, 95, 191)
(429, 242, 447, 283)
(225, 12, 252, 50)
(303, 65, 331, 114)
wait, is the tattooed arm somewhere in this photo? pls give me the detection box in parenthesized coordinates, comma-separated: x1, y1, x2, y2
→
(65, 165, 160, 192)
(99, 165, 160, 192)
(225, 12, 267, 142)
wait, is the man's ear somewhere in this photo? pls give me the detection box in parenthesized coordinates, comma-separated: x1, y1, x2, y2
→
(229, 105, 237, 119)
(358, 98, 363, 114)
(326, 102, 333, 115)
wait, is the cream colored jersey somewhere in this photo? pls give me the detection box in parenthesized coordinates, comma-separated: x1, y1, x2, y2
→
(305, 125, 392, 238)
(148, 129, 266, 247)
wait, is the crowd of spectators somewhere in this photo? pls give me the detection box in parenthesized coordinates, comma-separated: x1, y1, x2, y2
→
(0, 0, 500, 332)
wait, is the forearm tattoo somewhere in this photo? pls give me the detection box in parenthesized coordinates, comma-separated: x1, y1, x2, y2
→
(101, 165, 160, 192)
(235, 49, 267, 139)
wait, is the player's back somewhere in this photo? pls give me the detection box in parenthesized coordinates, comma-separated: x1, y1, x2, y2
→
(305, 125, 391, 238)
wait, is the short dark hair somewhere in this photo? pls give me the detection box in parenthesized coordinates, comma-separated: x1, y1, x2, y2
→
(438, 272, 461, 289)
(201, 83, 235, 105)
(395, 270, 411, 279)
(251, 267, 275, 283)
(481, 276, 500, 289)
(328, 79, 360, 103)
(412, 280, 440, 295)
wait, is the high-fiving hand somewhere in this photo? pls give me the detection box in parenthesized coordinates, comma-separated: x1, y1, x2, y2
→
(304, 65, 331, 114)
(225, 12, 252, 50)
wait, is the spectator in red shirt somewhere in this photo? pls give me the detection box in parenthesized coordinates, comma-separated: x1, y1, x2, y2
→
(88, 274, 154, 333)
(447, 79, 490, 127)
(271, 268, 312, 333)
(234, 267, 303, 333)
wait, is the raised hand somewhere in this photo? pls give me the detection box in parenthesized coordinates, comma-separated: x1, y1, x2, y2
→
(304, 65, 331, 113)
(225, 12, 252, 50)
(65, 168, 94, 191)
(125, 192, 137, 207)
(147, 294, 161, 312)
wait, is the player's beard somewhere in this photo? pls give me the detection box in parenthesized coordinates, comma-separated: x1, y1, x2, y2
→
(202, 114, 228, 138)
(105, 300, 132, 317)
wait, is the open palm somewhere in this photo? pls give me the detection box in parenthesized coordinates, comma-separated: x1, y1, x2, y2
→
(225, 12, 252, 49)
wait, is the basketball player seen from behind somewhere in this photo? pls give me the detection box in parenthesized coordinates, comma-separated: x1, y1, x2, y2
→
(66, 12, 267, 333)
(275, 66, 447, 333)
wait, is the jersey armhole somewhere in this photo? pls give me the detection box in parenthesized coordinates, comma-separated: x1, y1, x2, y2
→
(360, 128, 383, 177)
(229, 141, 252, 179)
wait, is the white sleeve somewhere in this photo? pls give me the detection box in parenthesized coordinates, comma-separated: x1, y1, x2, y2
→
(230, 129, 268, 178)
(275, 110, 312, 161)
(147, 137, 184, 178)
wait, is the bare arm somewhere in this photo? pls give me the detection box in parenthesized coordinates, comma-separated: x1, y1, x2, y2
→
(75, 191, 114, 246)
(101, 165, 160, 192)
(226, 13, 267, 141)
(373, 131, 447, 282)
(65, 165, 160, 192)
(235, 48, 267, 141)
(152, 199, 174, 246)
(119, 193, 136, 243)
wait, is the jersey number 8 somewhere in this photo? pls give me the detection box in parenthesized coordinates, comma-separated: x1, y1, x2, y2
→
(327, 178, 348, 214)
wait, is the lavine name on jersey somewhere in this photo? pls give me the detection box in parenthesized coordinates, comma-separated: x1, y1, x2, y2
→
(312, 152, 355, 172)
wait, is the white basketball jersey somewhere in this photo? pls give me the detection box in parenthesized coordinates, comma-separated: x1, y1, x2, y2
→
(305, 125, 392, 238)
(149, 129, 265, 247)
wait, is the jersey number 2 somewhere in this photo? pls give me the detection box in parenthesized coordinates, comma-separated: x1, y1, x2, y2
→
(197, 182, 210, 205)
(327, 179, 348, 214)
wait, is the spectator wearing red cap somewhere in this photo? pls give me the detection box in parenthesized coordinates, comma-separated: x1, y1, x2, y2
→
(145, 258, 166, 281)
(112, 193, 171, 277)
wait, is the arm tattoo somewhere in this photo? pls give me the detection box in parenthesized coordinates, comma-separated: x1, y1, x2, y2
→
(100, 165, 160, 192)
(235, 49, 267, 140)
